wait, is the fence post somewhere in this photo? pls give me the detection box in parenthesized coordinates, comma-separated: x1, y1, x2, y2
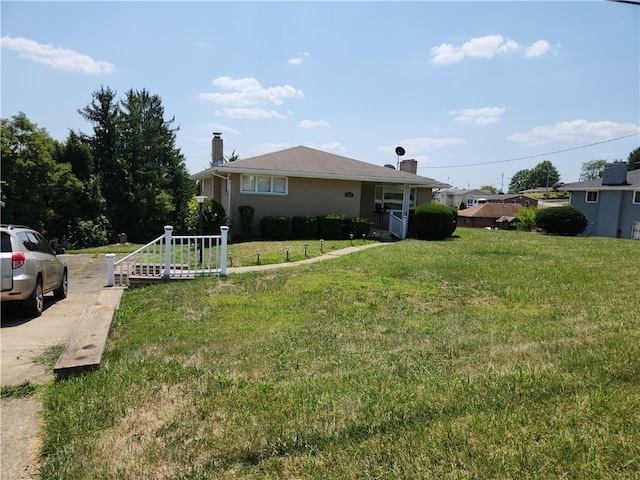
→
(163, 225, 173, 278)
(106, 253, 116, 287)
(220, 226, 229, 276)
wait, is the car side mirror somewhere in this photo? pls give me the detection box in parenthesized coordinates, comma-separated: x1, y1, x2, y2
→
(56, 246, 66, 255)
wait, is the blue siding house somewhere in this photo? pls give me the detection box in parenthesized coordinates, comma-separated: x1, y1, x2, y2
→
(561, 163, 640, 239)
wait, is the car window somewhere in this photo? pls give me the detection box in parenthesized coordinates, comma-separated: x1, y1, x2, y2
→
(1, 232, 12, 253)
(34, 232, 55, 255)
(17, 232, 39, 252)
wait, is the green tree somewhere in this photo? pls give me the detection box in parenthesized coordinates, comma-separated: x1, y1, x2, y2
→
(580, 159, 608, 181)
(0, 113, 84, 238)
(627, 147, 640, 171)
(515, 206, 537, 231)
(528, 160, 560, 190)
(225, 150, 240, 162)
(480, 185, 497, 194)
(508, 169, 531, 193)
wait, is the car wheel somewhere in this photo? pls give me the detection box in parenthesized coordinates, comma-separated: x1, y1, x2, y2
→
(53, 269, 68, 299)
(24, 278, 44, 317)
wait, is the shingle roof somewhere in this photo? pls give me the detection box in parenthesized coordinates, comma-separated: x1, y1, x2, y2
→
(191, 145, 450, 188)
(561, 168, 640, 191)
(457, 203, 523, 218)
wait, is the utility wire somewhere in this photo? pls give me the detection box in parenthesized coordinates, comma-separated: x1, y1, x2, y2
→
(421, 132, 639, 169)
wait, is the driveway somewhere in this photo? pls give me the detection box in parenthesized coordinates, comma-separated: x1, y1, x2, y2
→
(1, 254, 123, 479)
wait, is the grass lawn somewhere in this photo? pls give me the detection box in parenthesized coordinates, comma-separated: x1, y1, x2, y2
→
(39, 229, 640, 479)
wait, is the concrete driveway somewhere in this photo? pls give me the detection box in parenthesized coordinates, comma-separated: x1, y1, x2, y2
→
(1, 253, 124, 479)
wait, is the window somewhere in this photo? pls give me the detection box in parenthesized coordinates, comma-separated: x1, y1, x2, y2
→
(241, 175, 287, 195)
(374, 186, 416, 210)
(585, 191, 599, 203)
(634, 191, 640, 204)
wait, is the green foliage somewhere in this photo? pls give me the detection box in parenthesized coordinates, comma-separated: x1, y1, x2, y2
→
(343, 217, 372, 238)
(509, 160, 560, 193)
(1, 380, 37, 399)
(291, 216, 318, 239)
(480, 185, 498, 194)
(317, 214, 345, 239)
(580, 159, 608, 181)
(514, 206, 537, 231)
(184, 198, 227, 235)
(260, 216, 291, 240)
(535, 205, 588, 236)
(238, 205, 255, 237)
(412, 202, 457, 240)
(628, 146, 640, 171)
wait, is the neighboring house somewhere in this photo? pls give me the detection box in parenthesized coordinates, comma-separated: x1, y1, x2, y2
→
(457, 203, 523, 229)
(560, 163, 640, 239)
(484, 194, 539, 207)
(190, 136, 450, 239)
(436, 189, 493, 209)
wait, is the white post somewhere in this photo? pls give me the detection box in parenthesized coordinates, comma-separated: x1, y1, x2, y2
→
(220, 226, 229, 276)
(106, 253, 116, 287)
(401, 183, 411, 239)
(163, 225, 173, 278)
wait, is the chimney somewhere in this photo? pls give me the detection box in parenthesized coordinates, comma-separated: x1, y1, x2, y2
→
(602, 162, 628, 186)
(211, 132, 223, 165)
(399, 159, 417, 174)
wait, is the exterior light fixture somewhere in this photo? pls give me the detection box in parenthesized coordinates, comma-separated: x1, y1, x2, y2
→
(304, 243, 309, 257)
(320, 239, 324, 253)
(285, 246, 290, 261)
(256, 248, 261, 265)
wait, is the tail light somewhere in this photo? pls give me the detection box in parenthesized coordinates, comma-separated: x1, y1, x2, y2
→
(12, 252, 26, 269)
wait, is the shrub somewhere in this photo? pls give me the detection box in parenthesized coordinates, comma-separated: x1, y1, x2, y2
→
(292, 216, 318, 239)
(515, 206, 537, 231)
(535, 206, 588, 236)
(260, 216, 291, 240)
(317, 214, 345, 240)
(184, 198, 227, 235)
(412, 202, 457, 240)
(343, 217, 372, 238)
(238, 205, 255, 238)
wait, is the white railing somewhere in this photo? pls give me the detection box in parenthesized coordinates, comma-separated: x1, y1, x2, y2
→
(106, 225, 229, 287)
(389, 210, 407, 239)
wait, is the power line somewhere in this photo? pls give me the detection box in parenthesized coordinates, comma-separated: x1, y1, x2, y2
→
(421, 132, 639, 169)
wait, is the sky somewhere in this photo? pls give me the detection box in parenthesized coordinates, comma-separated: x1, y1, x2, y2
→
(2, 0, 639, 191)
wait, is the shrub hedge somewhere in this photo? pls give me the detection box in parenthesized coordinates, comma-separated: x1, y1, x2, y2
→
(292, 216, 318, 239)
(412, 202, 457, 240)
(260, 216, 291, 240)
(535, 205, 588, 236)
(318, 214, 345, 240)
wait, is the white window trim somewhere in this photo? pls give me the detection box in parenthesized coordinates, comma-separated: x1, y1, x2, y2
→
(374, 185, 417, 210)
(633, 190, 640, 204)
(585, 191, 599, 203)
(241, 175, 288, 195)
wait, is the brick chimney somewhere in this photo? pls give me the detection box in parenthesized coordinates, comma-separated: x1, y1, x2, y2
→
(399, 159, 417, 174)
(211, 132, 223, 165)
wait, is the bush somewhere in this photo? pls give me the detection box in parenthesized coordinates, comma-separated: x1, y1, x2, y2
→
(343, 217, 372, 239)
(317, 214, 345, 240)
(260, 216, 291, 240)
(412, 202, 457, 240)
(184, 198, 227, 235)
(535, 206, 588, 236)
(292, 216, 318, 239)
(238, 205, 255, 238)
(515, 206, 537, 231)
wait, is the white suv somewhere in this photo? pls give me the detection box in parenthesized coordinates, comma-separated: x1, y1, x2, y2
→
(1, 225, 68, 317)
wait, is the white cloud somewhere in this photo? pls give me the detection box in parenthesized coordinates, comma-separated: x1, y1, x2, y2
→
(215, 107, 286, 120)
(288, 51, 310, 66)
(524, 40, 551, 58)
(319, 142, 346, 153)
(1, 36, 116, 74)
(380, 137, 466, 156)
(430, 34, 552, 65)
(450, 107, 506, 126)
(508, 119, 640, 145)
(298, 119, 330, 129)
(199, 76, 303, 119)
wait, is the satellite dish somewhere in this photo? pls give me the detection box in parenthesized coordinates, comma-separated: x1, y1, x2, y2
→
(395, 146, 405, 156)
(384, 164, 396, 169)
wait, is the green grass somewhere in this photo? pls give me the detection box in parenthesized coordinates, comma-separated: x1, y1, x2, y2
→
(1, 380, 38, 399)
(38, 229, 640, 478)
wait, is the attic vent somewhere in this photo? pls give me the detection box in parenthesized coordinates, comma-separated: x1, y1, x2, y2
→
(602, 162, 628, 186)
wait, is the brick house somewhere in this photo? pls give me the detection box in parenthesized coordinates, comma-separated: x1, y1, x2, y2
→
(190, 136, 450, 239)
(457, 203, 523, 229)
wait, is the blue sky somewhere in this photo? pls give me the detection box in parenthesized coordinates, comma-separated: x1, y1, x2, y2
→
(2, 1, 639, 190)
